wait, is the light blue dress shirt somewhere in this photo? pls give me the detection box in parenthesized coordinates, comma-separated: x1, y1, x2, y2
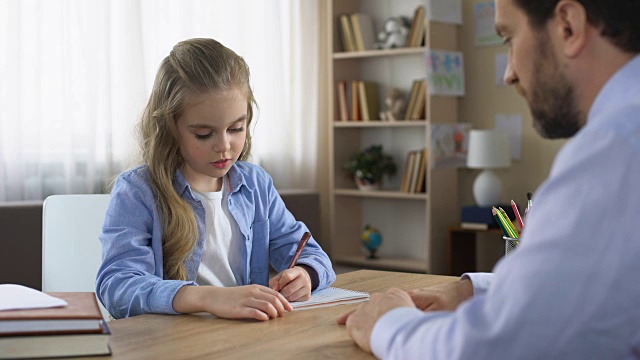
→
(96, 162, 335, 319)
(371, 56, 640, 359)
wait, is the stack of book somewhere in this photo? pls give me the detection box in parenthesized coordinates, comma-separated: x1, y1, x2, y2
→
(336, 80, 380, 121)
(0, 289, 111, 359)
(337, 13, 376, 52)
(404, 79, 427, 121)
(400, 148, 428, 193)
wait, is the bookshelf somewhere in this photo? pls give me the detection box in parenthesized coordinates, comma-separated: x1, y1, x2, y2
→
(326, 0, 460, 274)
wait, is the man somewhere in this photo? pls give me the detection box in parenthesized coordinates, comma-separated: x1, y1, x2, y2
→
(338, 0, 640, 358)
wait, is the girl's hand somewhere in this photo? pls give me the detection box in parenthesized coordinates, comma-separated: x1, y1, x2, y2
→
(269, 266, 312, 302)
(173, 284, 293, 321)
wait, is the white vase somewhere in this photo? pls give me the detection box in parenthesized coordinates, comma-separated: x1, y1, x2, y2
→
(355, 177, 381, 191)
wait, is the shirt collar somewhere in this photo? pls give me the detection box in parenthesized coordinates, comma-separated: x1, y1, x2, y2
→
(172, 164, 249, 198)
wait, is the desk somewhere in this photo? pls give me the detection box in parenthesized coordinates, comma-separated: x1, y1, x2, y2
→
(95, 270, 457, 359)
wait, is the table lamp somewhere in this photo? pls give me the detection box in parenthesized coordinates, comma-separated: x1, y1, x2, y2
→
(466, 129, 511, 206)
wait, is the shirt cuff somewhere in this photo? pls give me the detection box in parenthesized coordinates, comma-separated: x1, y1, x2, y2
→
(297, 264, 320, 290)
(461, 272, 494, 295)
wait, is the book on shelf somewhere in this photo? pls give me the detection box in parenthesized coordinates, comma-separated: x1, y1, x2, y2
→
(400, 149, 427, 193)
(336, 80, 349, 121)
(291, 287, 369, 311)
(404, 80, 421, 121)
(0, 321, 111, 359)
(400, 150, 414, 193)
(408, 5, 426, 47)
(408, 150, 423, 193)
(338, 14, 356, 52)
(358, 81, 380, 121)
(350, 80, 361, 121)
(349, 13, 376, 51)
(415, 148, 428, 193)
(409, 80, 427, 120)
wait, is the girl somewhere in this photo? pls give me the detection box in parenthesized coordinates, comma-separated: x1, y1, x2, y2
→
(96, 38, 335, 321)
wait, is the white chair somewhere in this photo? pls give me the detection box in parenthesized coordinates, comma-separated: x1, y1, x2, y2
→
(42, 194, 111, 318)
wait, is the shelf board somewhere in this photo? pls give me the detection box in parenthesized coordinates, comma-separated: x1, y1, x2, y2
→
(333, 47, 426, 60)
(334, 189, 428, 200)
(333, 121, 427, 128)
(334, 255, 427, 273)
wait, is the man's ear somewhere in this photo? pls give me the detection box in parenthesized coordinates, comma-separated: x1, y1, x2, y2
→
(553, 0, 588, 58)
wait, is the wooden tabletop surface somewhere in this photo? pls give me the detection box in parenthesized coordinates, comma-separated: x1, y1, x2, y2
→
(87, 270, 458, 360)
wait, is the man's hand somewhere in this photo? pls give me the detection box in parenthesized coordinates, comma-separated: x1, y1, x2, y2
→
(337, 288, 415, 353)
(407, 279, 474, 312)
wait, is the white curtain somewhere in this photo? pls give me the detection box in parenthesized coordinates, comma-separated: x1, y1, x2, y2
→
(0, 0, 320, 201)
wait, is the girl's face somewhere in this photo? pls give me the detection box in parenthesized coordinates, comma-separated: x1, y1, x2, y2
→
(176, 88, 248, 192)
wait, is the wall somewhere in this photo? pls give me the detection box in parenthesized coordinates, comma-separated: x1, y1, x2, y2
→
(458, 0, 566, 209)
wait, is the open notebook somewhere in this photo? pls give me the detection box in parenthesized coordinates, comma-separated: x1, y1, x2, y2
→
(291, 287, 370, 311)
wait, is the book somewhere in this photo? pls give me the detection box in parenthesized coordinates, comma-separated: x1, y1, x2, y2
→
(337, 80, 348, 121)
(350, 80, 361, 120)
(409, 80, 427, 120)
(408, 6, 426, 47)
(358, 81, 380, 121)
(0, 321, 111, 359)
(400, 150, 413, 193)
(291, 287, 369, 311)
(0, 292, 105, 336)
(415, 148, 428, 193)
(338, 14, 356, 52)
(404, 80, 421, 120)
(401, 151, 417, 193)
(409, 150, 423, 193)
(350, 13, 376, 51)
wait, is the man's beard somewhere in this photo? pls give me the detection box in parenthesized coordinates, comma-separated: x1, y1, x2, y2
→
(527, 36, 584, 139)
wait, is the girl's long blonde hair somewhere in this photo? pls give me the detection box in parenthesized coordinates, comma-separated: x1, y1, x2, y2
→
(138, 38, 256, 280)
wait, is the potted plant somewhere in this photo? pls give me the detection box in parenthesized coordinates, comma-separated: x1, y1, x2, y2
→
(343, 145, 397, 190)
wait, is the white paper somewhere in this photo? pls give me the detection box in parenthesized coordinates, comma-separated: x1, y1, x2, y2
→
(427, 0, 462, 24)
(425, 50, 465, 96)
(291, 287, 369, 310)
(474, 1, 502, 46)
(0, 284, 68, 311)
(495, 53, 509, 86)
(495, 114, 523, 160)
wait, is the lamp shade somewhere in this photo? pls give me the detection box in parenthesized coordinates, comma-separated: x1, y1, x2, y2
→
(466, 129, 511, 169)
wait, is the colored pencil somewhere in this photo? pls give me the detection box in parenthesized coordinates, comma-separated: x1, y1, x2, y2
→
(511, 199, 525, 230)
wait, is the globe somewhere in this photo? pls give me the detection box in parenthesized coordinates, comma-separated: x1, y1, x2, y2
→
(361, 225, 383, 259)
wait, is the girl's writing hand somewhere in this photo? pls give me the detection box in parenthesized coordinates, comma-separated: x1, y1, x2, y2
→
(173, 284, 293, 321)
(269, 266, 312, 302)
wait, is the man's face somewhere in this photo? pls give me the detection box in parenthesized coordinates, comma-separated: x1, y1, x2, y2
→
(496, 0, 583, 139)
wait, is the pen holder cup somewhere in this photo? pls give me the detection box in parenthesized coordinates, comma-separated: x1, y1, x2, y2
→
(503, 236, 520, 256)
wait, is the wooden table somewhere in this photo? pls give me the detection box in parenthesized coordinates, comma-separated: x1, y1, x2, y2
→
(87, 270, 457, 359)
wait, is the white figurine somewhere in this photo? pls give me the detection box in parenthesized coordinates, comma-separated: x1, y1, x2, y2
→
(379, 87, 407, 121)
(374, 17, 410, 50)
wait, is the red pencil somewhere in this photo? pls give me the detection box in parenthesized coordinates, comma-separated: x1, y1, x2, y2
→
(511, 199, 525, 230)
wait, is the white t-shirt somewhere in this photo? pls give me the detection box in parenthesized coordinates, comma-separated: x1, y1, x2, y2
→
(193, 176, 244, 287)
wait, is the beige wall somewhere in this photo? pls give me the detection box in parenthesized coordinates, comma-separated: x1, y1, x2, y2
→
(457, 0, 566, 208)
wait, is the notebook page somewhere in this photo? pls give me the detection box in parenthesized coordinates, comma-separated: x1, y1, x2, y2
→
(291, 287, 369, 310)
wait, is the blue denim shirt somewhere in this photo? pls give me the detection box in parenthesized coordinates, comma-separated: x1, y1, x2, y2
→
(96, 162, 335, 319)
